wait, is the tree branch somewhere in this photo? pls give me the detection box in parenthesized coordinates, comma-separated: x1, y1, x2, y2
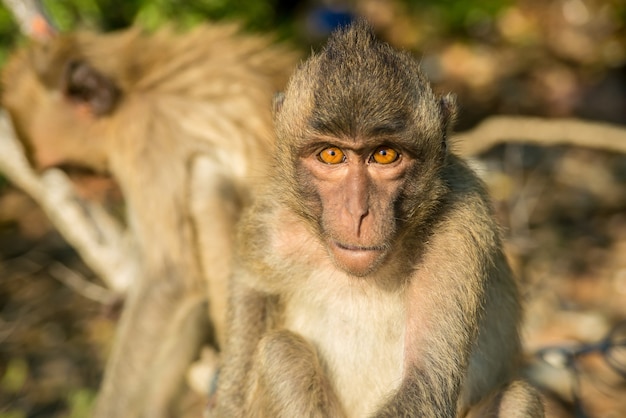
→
(0, 111, 136, 292)
(49, 261, 119, 305)
(454, 116, 626, 157)
(2, 0, 56, 39)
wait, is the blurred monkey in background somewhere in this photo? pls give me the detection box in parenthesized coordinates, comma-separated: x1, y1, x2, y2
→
(2, 21, 298, 417)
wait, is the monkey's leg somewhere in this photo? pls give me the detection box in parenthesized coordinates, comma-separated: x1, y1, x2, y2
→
(245, 330, 346, 418)
(92, 271, 208, 418)
(464, 380, 544, 418)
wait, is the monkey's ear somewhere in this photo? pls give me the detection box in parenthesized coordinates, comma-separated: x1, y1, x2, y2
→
(273, 92, 285, 116)
(440, 93, 457, 152)
(440, 93, 457, 130)
(63, 60, 121, 117)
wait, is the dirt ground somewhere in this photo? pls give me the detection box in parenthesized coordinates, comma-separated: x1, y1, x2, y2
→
(481, 145, 626, 418)
(0, 187, 115, 418)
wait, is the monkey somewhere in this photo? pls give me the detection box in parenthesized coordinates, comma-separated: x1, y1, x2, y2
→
(1, 23, 298, 417)
(212, 20, 544, 418)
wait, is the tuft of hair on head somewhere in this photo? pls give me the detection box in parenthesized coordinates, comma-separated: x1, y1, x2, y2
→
(306, 19, 429, 138)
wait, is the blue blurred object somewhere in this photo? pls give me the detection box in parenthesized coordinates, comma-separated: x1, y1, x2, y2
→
(306, 5, 355, 39)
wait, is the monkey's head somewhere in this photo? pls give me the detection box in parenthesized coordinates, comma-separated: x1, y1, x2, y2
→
(2, 34, 121, 173)
(273, 20, 456, 277)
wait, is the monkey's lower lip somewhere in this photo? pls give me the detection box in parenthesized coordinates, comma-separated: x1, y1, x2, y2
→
(334, 242, 385, 252)
(330, 241, 386, 276)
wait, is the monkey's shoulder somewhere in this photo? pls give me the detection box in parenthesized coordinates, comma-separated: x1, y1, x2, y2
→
(440, 157, 500, 226)
(416, 157, 508, 271)
(442, 155, 491, 197)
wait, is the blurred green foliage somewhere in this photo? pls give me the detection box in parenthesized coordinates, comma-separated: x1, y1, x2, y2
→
(0, 0, 303, 64)
(67, 388, 97, 418)
(0, 358, 27, 418)
(40, 0, 288, 32)
(0, 0, 523, 63)
(0, 5, 17, 63)
(0, 357, 28, 393)
(0, 1, 248, 73)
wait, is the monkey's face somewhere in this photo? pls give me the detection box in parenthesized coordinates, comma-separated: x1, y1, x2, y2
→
(2, 40, 119, 174)
(294, 136, 419, 277)
(274, 20, 454, 277)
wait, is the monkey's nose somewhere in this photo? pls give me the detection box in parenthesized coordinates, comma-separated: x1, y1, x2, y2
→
(339, 201, 369, 238)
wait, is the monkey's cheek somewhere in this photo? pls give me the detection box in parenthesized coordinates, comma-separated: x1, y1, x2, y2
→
(329, 242, 385, 277)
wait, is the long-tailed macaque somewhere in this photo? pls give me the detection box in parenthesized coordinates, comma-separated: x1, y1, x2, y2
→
(213, 20, 544, 417)
(2, 23, 297, 417)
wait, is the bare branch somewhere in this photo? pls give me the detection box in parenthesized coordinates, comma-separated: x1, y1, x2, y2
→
(454, 116, 626, 157)
(2, 0, 56, 39)
(0, 110, 136, 292)
(49, 261, 119, 305)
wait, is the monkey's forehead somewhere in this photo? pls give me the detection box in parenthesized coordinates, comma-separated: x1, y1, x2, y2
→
(306, 100, 412, 140)
(289, 50, 436, 130)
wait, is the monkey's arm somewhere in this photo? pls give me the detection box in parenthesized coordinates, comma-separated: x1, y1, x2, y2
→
(215, 277, 345, 417)
(212, 273, 269, 417)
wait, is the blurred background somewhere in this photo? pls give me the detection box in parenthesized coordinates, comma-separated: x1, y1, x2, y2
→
(0, 0, 625, 417)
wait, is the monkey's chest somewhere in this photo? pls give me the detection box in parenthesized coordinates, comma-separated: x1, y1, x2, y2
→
(283, 273, 406, 417)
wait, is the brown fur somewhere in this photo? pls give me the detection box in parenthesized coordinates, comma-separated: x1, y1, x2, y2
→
(2, 23, 298, 418)
(213, 20, 544, 417)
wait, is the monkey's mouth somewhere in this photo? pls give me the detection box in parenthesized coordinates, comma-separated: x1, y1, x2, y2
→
(41, 163, 123, 208)
(330, 241, 387, 277)
(52, 162, 103, 177)
(334, 242, 386, 252)
(51, 163, 117, 186)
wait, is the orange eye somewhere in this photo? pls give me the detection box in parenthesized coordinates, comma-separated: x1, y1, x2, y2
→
(318, 147, 345, 164)
(372, 146, 399, 164)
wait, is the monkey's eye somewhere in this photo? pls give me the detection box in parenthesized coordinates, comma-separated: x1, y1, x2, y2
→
(318, 147, 345, 164)
(371, 146, 399, 164)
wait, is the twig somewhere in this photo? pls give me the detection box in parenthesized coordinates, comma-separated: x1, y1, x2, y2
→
(49, 261, 119, 305)
(455, 116, 626, 157)
(2, 0, 56, 39)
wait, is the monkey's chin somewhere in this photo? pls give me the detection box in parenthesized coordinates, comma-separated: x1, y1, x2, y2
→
(329, 242, 386, 277)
